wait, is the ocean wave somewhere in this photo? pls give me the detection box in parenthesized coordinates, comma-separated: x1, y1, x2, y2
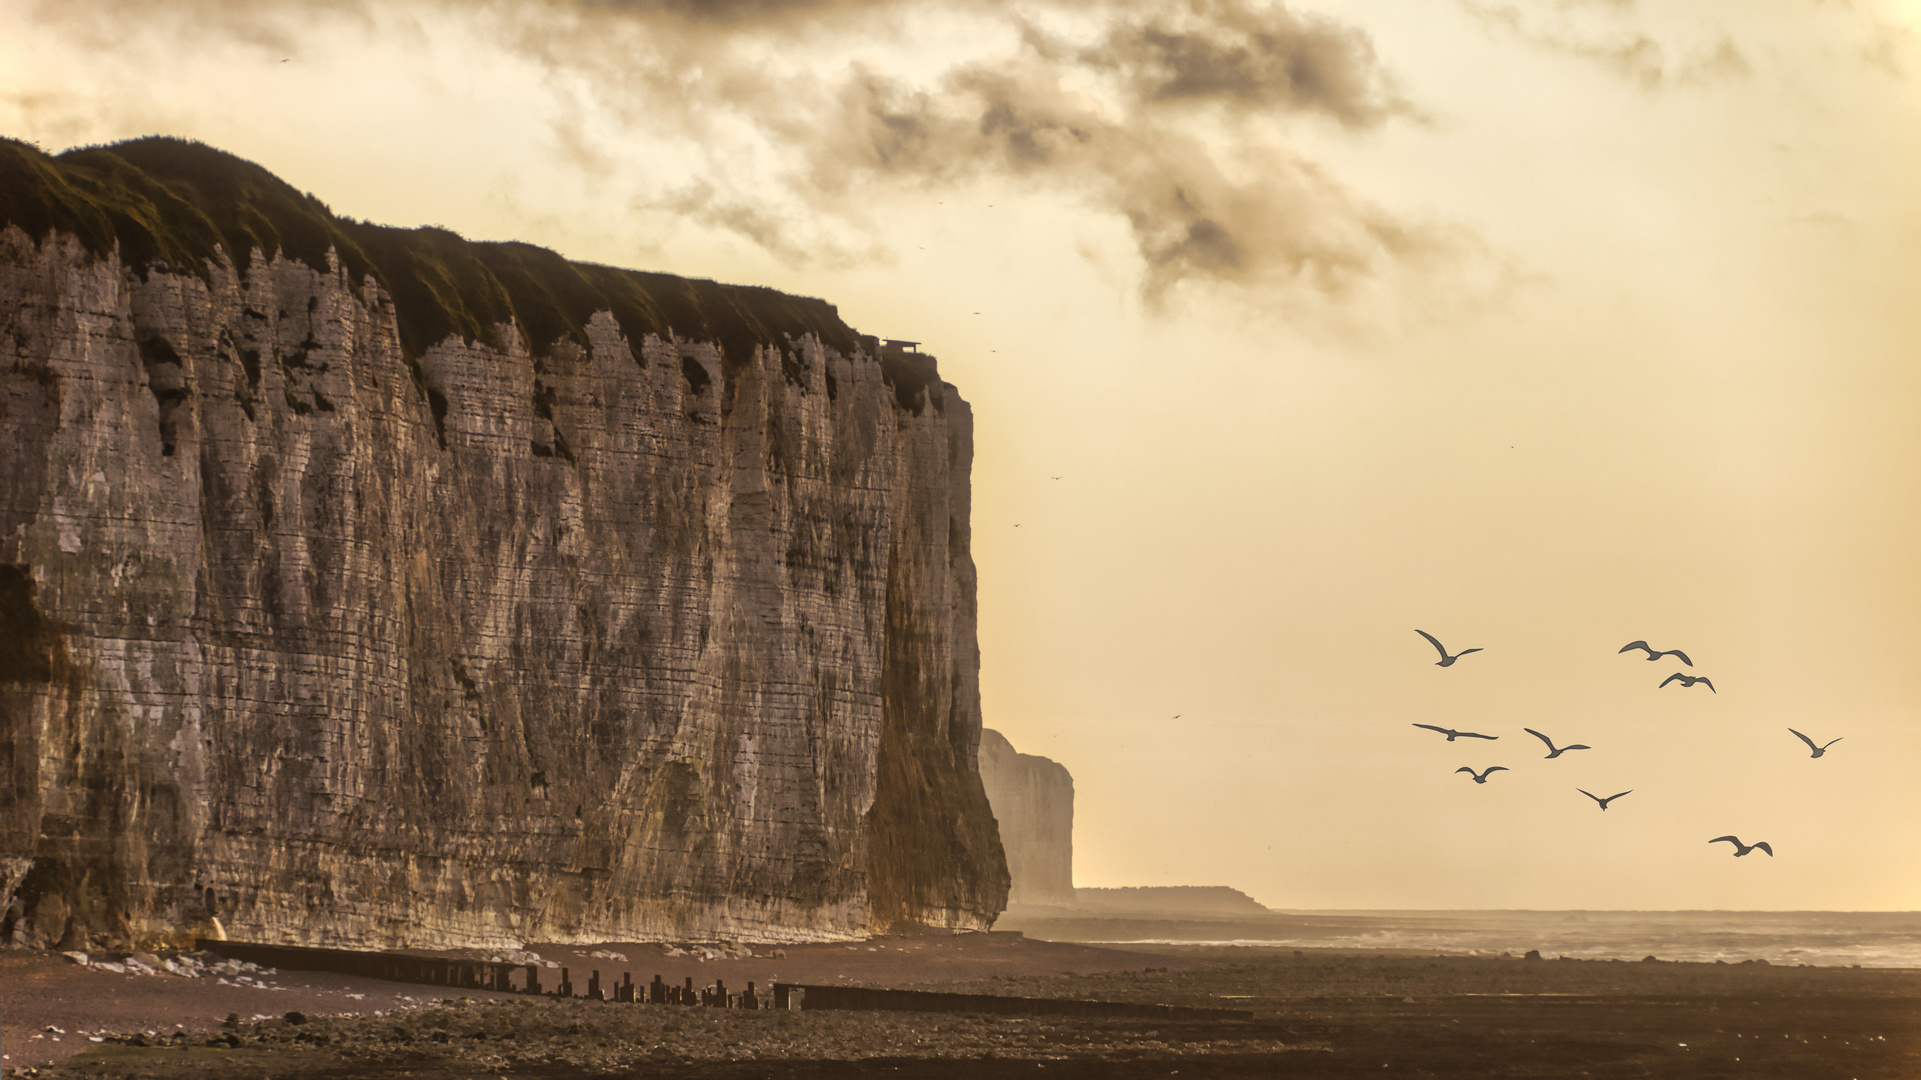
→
(1085, 911, 1921, 968)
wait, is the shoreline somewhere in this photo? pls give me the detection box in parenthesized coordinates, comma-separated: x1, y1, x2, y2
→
(992, 907, 1921, 969)
(1082, 939, 1921, 969)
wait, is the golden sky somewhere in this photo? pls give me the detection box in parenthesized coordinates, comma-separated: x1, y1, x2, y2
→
(4, 0, 1919, 910)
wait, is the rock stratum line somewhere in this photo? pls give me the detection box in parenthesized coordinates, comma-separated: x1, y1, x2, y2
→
(0, 136, 1009, 952)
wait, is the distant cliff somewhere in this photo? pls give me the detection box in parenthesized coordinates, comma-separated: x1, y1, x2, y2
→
(0, 136, 1010, 950)
(977, 729, 1074, 907)
(1068, 887, 1268, 917)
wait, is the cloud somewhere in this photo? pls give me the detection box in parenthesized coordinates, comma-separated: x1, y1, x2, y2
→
(1459, 1, 1751, 90)
(548, 112, 615, 180)
(485, 0, 1464, 306)
(27, 0, 369, 55)
(642, 180, 886, 269)
(792, 54, 1448, 303)
(1849, 2, 1918, 78)
(20, 0, 1482, 312)
(1061, 2, 1416, 125)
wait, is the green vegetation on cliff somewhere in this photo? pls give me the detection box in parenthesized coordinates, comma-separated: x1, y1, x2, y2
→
(0, 136, 859, 365)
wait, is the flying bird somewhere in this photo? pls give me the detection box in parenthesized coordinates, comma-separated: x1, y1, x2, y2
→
(1413, 724, 1497, 742)
(1787, 728, 1842, 758)
(1659, 672, 1715, 692)
(1456, 766, 1508, 784)
(1415, 629, 1482, 667)
(1578, 788, 1631, 810)
(1525, 728, 1590, 759)
(1619, 640, 1692, 665)
(1709, 836, 1773, 857)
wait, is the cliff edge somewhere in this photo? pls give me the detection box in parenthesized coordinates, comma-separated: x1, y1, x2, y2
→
(0, 136, 1010, 950)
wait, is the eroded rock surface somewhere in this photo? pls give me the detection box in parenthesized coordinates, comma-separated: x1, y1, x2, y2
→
(0, 138, 1008, 950)
(977, 729, 1075, 907)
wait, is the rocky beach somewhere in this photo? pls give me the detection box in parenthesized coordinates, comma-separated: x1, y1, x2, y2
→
(3, 931, 1915, 1078)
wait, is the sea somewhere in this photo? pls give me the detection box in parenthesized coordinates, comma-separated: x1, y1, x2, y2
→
(1021, 910, 1921, 968)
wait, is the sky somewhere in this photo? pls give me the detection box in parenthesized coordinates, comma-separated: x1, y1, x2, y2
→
(3, 0, 1919, 912)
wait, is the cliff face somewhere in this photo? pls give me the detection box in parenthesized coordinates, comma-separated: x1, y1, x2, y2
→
(0, 137, 1009, 950)
(976, 729, 1074, 907)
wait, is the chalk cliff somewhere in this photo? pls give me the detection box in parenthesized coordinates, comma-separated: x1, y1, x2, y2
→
(0, 137, 1009, 950)
(976, 729, 1074, 907)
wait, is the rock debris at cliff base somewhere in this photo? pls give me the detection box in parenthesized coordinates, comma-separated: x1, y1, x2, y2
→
(0, 135, 1010, 952)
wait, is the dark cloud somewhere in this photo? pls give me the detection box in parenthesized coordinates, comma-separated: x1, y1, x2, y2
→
(26, 0, 1473, 308)
(795, 55, 1443, 302)
(1067, 2, 1414, 125)
(501, 0, 1456, 303)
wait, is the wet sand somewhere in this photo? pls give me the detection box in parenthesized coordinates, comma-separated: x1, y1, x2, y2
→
(4, 936, 1916, 1078)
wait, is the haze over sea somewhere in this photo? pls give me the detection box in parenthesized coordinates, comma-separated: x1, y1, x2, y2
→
(1058, 910, 1921, 969)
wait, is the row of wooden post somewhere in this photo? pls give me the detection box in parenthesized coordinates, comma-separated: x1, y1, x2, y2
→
(193, 941, 1249, 1021)
(561, 969, 781, 1010)
(195, 940, 793, 1008)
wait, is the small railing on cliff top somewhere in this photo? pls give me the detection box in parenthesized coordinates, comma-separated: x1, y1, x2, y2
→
(195, 940, 1251, 1020)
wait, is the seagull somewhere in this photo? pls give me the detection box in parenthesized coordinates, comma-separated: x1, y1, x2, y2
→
(1578, 788, 1631, 810)
(1413, 724, 1497, 742)
(1619, 640, 1692, 666)
(1787, 728, 1842, 758)
(1709, 836, 1773, 857)
(1525, 728, 1591, 759)
(1415, 629, 1482, 667)
(1659, 673, 1715, 693)
(1456, 766, 1508, 784)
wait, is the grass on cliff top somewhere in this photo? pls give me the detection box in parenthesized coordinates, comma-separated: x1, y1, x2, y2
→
(0, 136, 861, 366)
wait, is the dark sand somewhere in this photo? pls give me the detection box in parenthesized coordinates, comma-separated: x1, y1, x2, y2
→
(0, 930, 1200, 1071)
(4, 935, 1916, 1078)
